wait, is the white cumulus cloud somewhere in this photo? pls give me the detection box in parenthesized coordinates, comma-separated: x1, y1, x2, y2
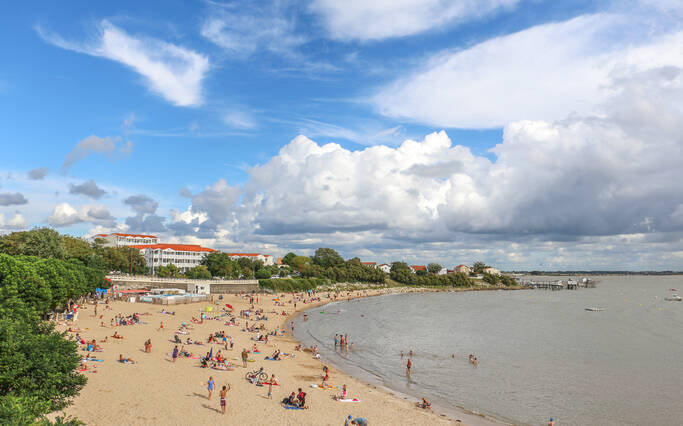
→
(373, 14, 683, 128)
(0, 213, 27, 230)
(48, 202, 115, 227)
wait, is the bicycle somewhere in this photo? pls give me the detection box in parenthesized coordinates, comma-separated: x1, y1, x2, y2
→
(244, 367, 268, 381)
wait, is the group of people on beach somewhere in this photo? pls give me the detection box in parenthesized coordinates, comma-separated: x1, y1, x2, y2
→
(60, 288, 462, 424)
(334, 333, 354, 352)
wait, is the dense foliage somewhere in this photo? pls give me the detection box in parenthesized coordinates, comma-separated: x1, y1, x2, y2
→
(0, 251, 105, 425)
(390, 262, 473, 287)
(482, 273, 517, 286)
(258, 278, 327, 292)
(0, 228, 146, 275)
(201, 252, 280, 279)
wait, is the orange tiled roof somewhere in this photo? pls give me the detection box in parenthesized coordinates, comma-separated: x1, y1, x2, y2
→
(411, 265, 427, 271)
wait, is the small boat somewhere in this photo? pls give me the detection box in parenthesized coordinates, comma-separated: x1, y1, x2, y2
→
(585, 307, 604, 312)
(664, 294, 682, 302)
(669, 288, 677, 291)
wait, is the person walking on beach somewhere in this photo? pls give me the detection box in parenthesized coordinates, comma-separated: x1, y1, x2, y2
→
(207, 376, 215, 400)
(219, 384, 231, 415)
(406, 357, 412, 376)
(267, 378, 273, 399)
(172, 345, 179, 362)
(548, 418, 555, 426)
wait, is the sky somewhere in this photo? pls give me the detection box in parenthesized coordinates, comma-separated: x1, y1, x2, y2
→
(2, 0, 683, 270)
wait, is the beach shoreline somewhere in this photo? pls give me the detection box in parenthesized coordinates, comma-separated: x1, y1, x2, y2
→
(54, 284, 518, 425)
(288, 288, 513, 426)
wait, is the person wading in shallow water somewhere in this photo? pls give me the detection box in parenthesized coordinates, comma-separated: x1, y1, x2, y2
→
(406, 357, 412, 376)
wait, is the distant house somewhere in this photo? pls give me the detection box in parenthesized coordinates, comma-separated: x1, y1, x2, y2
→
(361, 262, 377, 268)
(483, 267, 500, 275)
(455, 264, 471, 274)
(411, 265, 427, 273)
(437, 268, 448, 275)
(378, 263, 391, 273)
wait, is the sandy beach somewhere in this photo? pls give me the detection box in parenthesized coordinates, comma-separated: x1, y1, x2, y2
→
(55, 288, 503, 425)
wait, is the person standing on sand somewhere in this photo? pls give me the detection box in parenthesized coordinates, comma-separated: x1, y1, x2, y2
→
(241, 349, 249, 367)
(172, 345, 178, 362)
(207, 376, 214, 400)
(219, 384, 230, 415)
(406, 357, 412, 376)
(548, 418, 554, 426)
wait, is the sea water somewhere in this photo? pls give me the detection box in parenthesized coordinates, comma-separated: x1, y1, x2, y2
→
(294, 276, 683, 425)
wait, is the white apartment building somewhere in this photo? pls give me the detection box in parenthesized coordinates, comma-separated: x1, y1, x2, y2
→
(130, 244, 215, 273)
(226, 253, 275, 266)
(378, 264, 391, 273)
(94, 233, 159, 247)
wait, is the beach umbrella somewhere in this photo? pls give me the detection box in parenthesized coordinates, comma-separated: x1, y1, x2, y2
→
(205, 306, 213, 312)
(209, 347, 213, 359)
(225, 304, 233, 310)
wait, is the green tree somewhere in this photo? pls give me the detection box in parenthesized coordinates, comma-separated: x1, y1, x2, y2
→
(290, 256, 311, 273)
(281, 252, 297, 265)
(255, 268, 271, 279)
(312, 248, 344, 268)
(185, 265, 212, 280)
(201, 252, 231, 277)
(472, 261, 487, 274)
(427, 263, 443, 274)
(0, 228, 67, 260)
(0, 286, 86, 424)
(62, 237, 92, 263)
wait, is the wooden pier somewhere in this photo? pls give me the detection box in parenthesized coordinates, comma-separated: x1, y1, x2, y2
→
(515, 278, 597, 290)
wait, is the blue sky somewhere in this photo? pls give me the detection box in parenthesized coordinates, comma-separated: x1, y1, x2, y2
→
(2, 0, 683, 270)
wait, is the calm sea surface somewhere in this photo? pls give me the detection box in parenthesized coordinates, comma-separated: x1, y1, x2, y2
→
(294, 276, 683, 425)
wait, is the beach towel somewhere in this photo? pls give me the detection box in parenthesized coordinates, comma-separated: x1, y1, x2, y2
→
(84, 358, 104, 362)
(264, 357, 281, 361)
(337, 398, 361, 402)
(283, 405, 304, 410)
(310, 384, 337, 390)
